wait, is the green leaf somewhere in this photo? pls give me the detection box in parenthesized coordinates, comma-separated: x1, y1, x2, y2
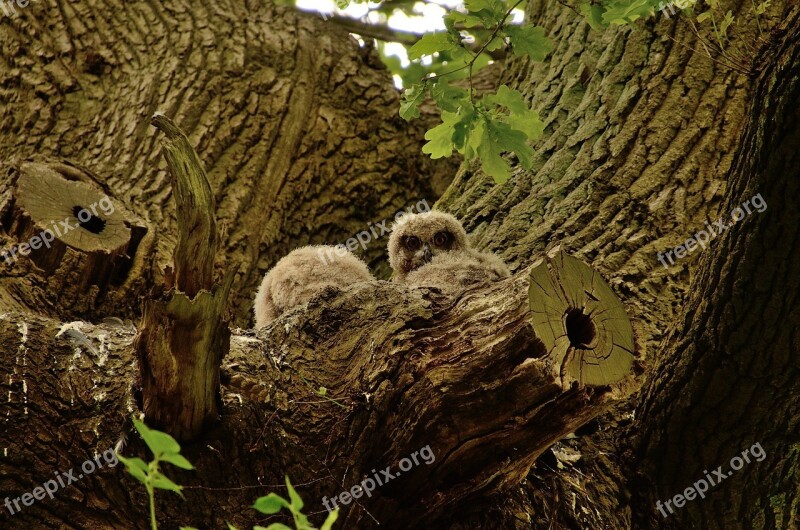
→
(580, 3, 607, 30)
(262, 525, 292, 530)
(446, 11, 485, 28)
(133, 417, 181, 457)
(293, 512, 313, 530)
(484, 37, 506, 52)
(118, 455, 149, 472)
(476, 117, 535, 183)
(179, 527, 199, 530)
(484, 85, 544, 142)
(463, 113, 485, 161)
(285, 475, 304, 510)
(150, 471, 184, 496)
(423, 106, 477, 159)
(159, 452, 194, 470)
(504, 25, 553, 61)
(465, 0, 506, 25)
(400, 84, 426, 120)
(486, 85, 527, 114)
(696, 10, 713, 22)
(226, 524, 239, 530)
(507, 110, 545, 142)
(720, 10, 734, 37)
(117, 455, 148, 484)
(422, 112, 459, 159)
(602, 0, 654, 25)
(476, 135, 512, 183)
(321, 508, 340, 530)
(491, 119, 535, 170)
(430, 79, 469, 112)
(408, 32, 459, 60)
(452, 105, 477, 153)
(252, 493, 290, 515)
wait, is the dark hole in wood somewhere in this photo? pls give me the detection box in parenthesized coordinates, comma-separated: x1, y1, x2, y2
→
(565, 308, 595, 349)
(72, 205, 106, 234)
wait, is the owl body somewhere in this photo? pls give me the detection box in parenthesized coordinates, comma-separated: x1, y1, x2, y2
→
(404, 248, 510, 292)
(254, 245, 374, 328)
(388, 211, 510, 294)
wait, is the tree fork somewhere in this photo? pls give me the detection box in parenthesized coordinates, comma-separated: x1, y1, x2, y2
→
(134, 114, 232, 441)
(224, 250, 637, 527)
(0, 249, 636, 528)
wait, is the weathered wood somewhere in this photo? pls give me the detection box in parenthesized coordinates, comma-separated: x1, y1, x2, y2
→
(0, 251, 635, 529)
(150, 113, 218, 298)
(0, 0, 455, 327)
(0, 0, 796, 528)
(529, 250, 635, 387)
(221, 253, 636, 528)
(634, 9, 800, 528)
(0, 160, 146, 317)
(134, 115, 232, 441)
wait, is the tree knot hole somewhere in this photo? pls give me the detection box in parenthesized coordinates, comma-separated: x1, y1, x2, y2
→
(564, 308, 596, 350)
(72, 205, 106, 234)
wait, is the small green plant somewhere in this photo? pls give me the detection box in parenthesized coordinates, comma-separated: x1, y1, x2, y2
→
(118, 417, 335, 530)
(313, 0, 678, 183)
(117, 416, 195, 530)
(242, 476, 339, 530)
(296, 372, 347, 409)
(691, 0, 771, 75)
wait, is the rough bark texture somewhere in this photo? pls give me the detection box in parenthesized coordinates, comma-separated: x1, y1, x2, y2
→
(0, 0, 456, 325)
(634, 9, 800, 528)
(0, 257, 634, 529)
(0, 161, 147, 315)
(1, 0, 799, 528)
(433, 1, 799, 528)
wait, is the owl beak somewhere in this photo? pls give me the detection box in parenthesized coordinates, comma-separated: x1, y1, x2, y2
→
(422, 245, 432, 263)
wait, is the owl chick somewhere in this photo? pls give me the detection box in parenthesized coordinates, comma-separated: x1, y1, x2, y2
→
(388, 211, 511, 293)
(254, 245, 374, 328)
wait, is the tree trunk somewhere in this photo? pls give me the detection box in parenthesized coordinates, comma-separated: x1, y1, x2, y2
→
(1, 0, 799, 528)
(634, 8, 800, 528)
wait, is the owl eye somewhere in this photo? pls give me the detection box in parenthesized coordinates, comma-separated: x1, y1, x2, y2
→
(433, 231, 452, 248)
(403, 236, 422, 251)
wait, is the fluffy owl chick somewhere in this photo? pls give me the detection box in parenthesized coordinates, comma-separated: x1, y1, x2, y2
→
(388, 211, 510, 293)
(254, 245, 374, 328)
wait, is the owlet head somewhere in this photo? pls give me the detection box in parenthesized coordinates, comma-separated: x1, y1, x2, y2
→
(388, 211, 469, 277)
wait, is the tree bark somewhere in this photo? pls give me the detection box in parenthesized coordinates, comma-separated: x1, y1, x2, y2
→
(634, 8, 800, 528)
(1, 0, 799, 529)
(0, 250, 636, 529)
(0, 0, 456, 325)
